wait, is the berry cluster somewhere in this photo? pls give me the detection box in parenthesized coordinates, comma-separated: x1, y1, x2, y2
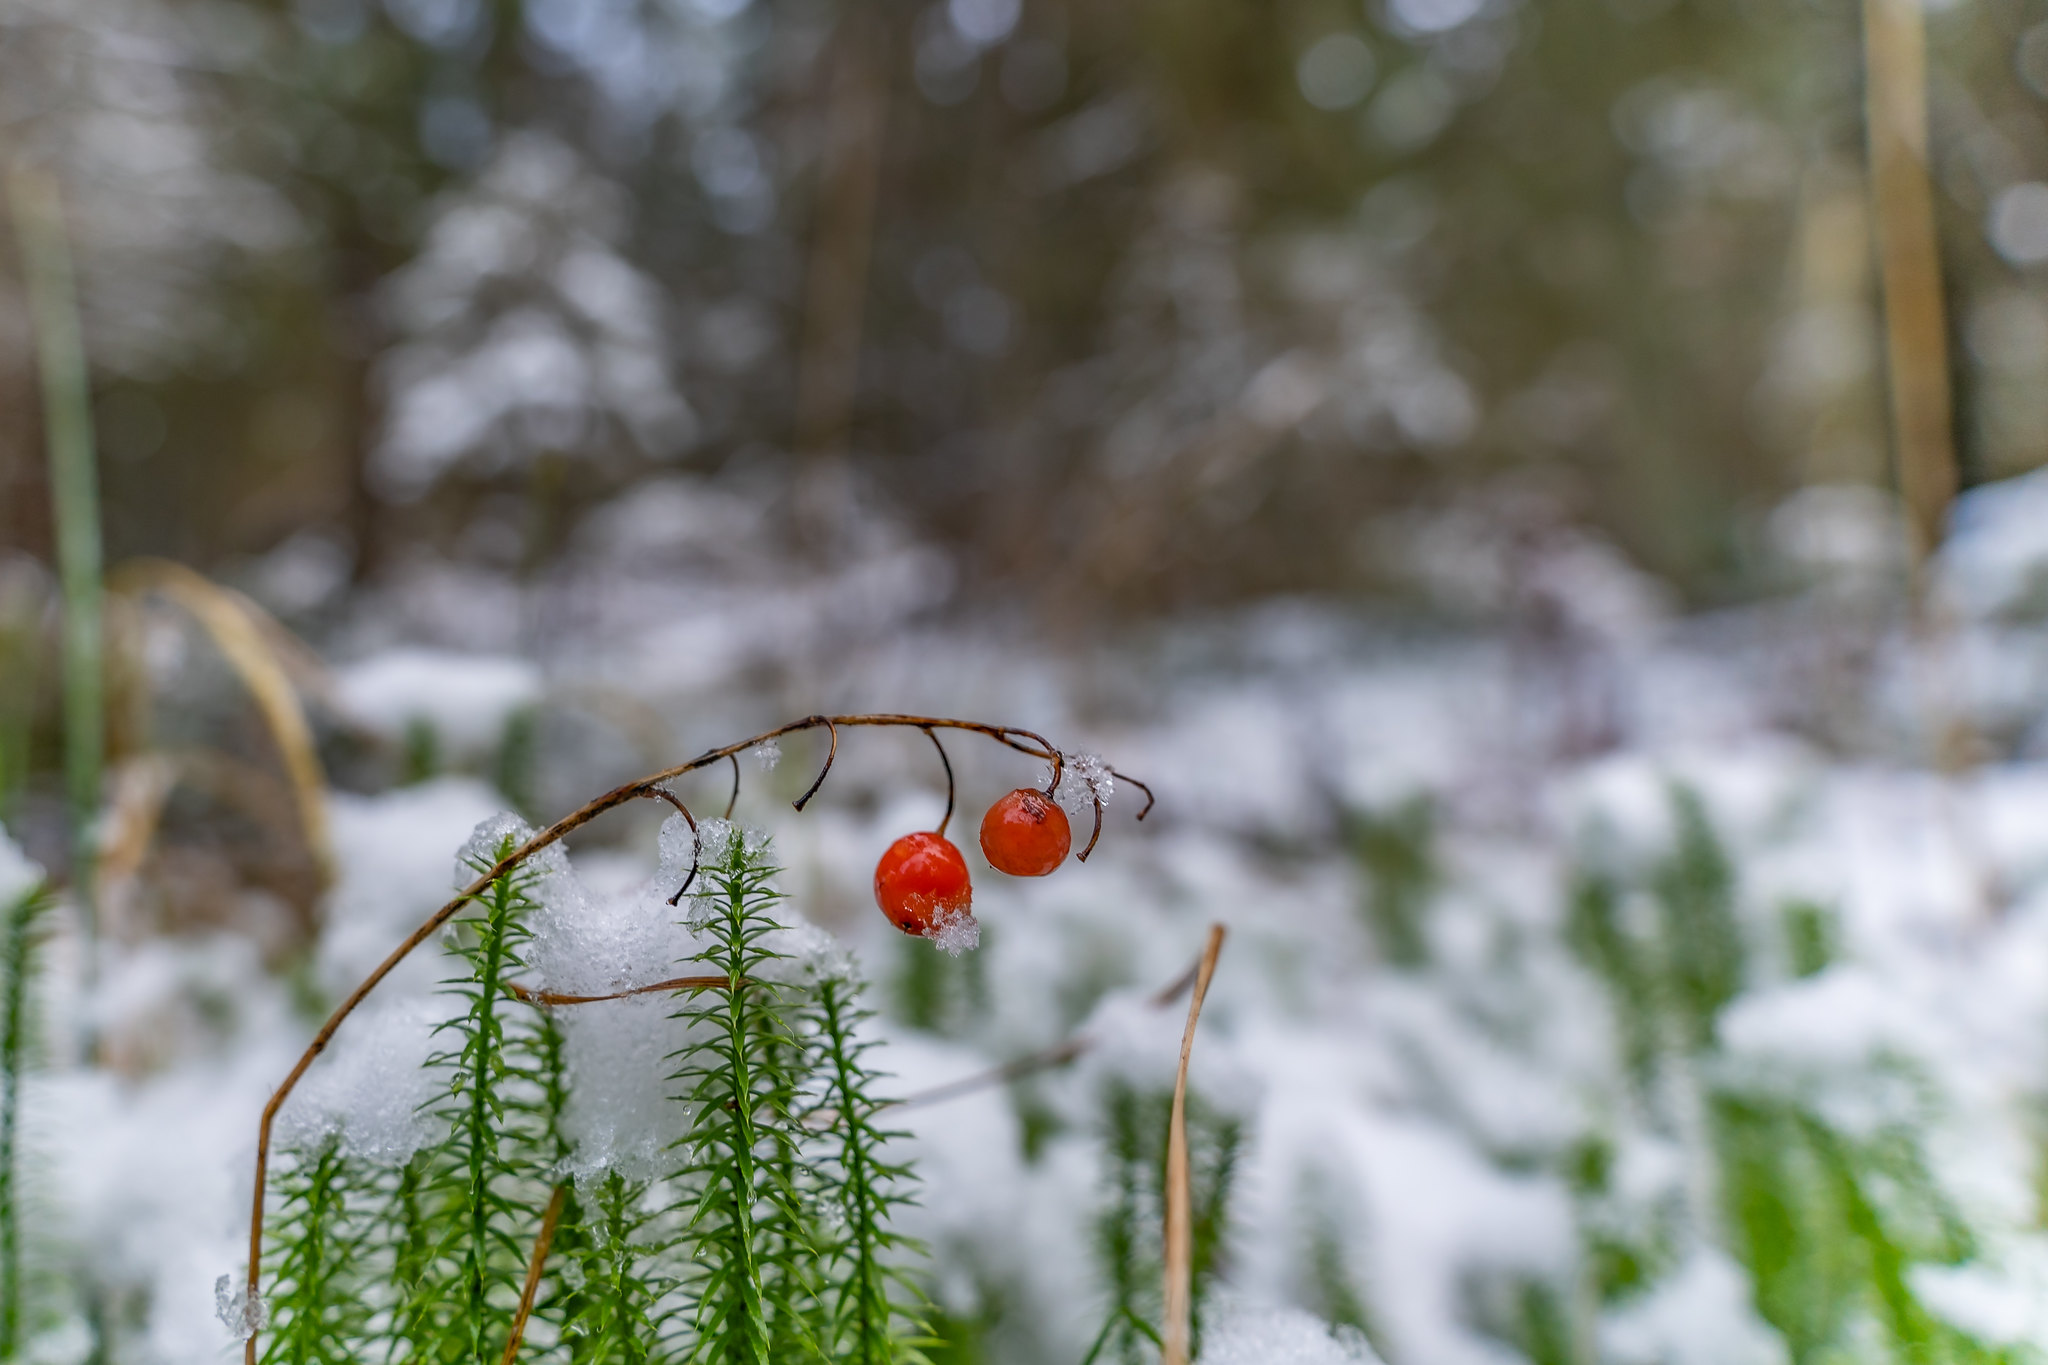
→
(873, 787, 1073, 943)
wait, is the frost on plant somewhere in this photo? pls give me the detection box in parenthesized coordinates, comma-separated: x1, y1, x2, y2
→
(213, 1274, 268, 1343)
(926, 903, 981, 957)
(1195, 1302, 1382, 1365)
(1053, 750, 1116, 823)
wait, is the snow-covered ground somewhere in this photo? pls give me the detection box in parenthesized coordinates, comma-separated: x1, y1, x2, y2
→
(19, 471, 2048, 1362)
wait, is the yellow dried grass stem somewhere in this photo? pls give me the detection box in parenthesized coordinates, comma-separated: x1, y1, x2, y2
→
(1861, 0, 1955, 578)
(110, 559, 332, 884)
(502, 1183, 569, 1365)
(1162, 923, 1226, 1365)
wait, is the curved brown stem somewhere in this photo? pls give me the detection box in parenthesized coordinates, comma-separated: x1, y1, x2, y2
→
(645, 789, 700, 907)
(1078, 797, 1106, 862)
(506, 974, 738, 1006)
(1162, 925, 1227, 1365)
(240, 712, 1143, 1365)
(1042, 746, 1066, 799)
(923, 726, 955, 837)
(724, 752, 741, 820)
(1112, 770, 1156, 821)
(872, 940, 1208, 1114)
(792, 716, 838, 811)
(500, 1183, 568, 1365)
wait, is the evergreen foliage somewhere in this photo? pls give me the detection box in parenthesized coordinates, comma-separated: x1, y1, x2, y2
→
(1088, 1081, 1240, 1365)
(1343, 798, 1437, 969)
(664, 832, 817, 1365)
(1563, 795, 2010, 1362)
(403, 837, 551, 1361)
(804, 968, 929, 1365)
(0, 880, 49, 1358)
(259, 1137, 373, 1365)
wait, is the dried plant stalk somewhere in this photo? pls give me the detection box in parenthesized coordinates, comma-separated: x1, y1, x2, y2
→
(112, 559, 334, 882)
(1861, 0, 1954, 577)
(1161, 924, 1226, 1365)
(500, 1183, 568, 1365)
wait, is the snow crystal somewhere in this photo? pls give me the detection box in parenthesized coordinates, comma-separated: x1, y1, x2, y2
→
(760, 918, 845, 981)
(276, 998, 444, 1164)
(1942, 463, 2048, 619)
(524, 824, 684, 999)
(321, 778, 507, 996)
(1716, 967, 1929, 1072)
(332, 648, 540, 753)
(690, 817, 739, 869)
(655, 807, 700, 889)
(213, 1274, 268, 1343)
(0, 825, 42, 907)
(926, 904, 982, 956)
(455, 810, 540, 885)
(753, 738, 781, 770)
(555, 993, 692, 1184)
(1912, 1249, 2048, 1346)
(1196, 1302, 1382, 1365)
(1050, 750, 1114, 824)
(1599, 1249, 1786, 1365)
(677, 820, 784, 929)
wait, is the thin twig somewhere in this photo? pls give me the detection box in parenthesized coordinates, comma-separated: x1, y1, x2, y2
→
(878, 947, 1205, 1114)
(1078, 797, 1106, 862)
(1162, 925, 1226, 1365)
(500, 1183, 568, 1365)
(793, 716, 839, 811)
(923, 726, 955, 837)
(506, 974, 738, 1007)
(1112, 770, 1156, 821)
(645, 788, 700, 907)
(724, 752, 741, 820)
(241, 713, 1141, 1365)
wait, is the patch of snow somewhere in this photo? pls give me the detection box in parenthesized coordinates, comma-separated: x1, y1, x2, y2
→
(1197, 1301, 1383, 1365)
(333, 648, 541, 754)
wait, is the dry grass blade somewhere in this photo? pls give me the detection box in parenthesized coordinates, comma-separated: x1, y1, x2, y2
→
(501, 1183, 569, 1365)
(1861, 0, 1954, 579)
(1162, 924, 1226, 1365)
(96, 756, 174, 940)
(111, 559, 333, 884)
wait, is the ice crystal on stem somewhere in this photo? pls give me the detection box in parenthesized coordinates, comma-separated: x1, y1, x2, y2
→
(1052, 750, 1115, 823)
(214, 1273, 268, 1342)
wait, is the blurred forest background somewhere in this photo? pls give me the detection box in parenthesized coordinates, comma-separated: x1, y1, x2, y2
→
(4, 0, 2046, 949)
(11, 0, 2044, 615)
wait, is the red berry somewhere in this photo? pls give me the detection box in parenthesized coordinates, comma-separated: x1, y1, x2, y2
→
(979, 788, 1071, 877)
(874, 831, 973, 936)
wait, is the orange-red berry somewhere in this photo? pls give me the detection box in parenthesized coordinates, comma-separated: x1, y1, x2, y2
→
(979, 788, 1071, 877)
(874, 831, 973, 936)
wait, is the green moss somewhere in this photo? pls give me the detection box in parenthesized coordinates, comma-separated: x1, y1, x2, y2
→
(1344, 798, 1437, 968)
(1782, 900, 1840, 980)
